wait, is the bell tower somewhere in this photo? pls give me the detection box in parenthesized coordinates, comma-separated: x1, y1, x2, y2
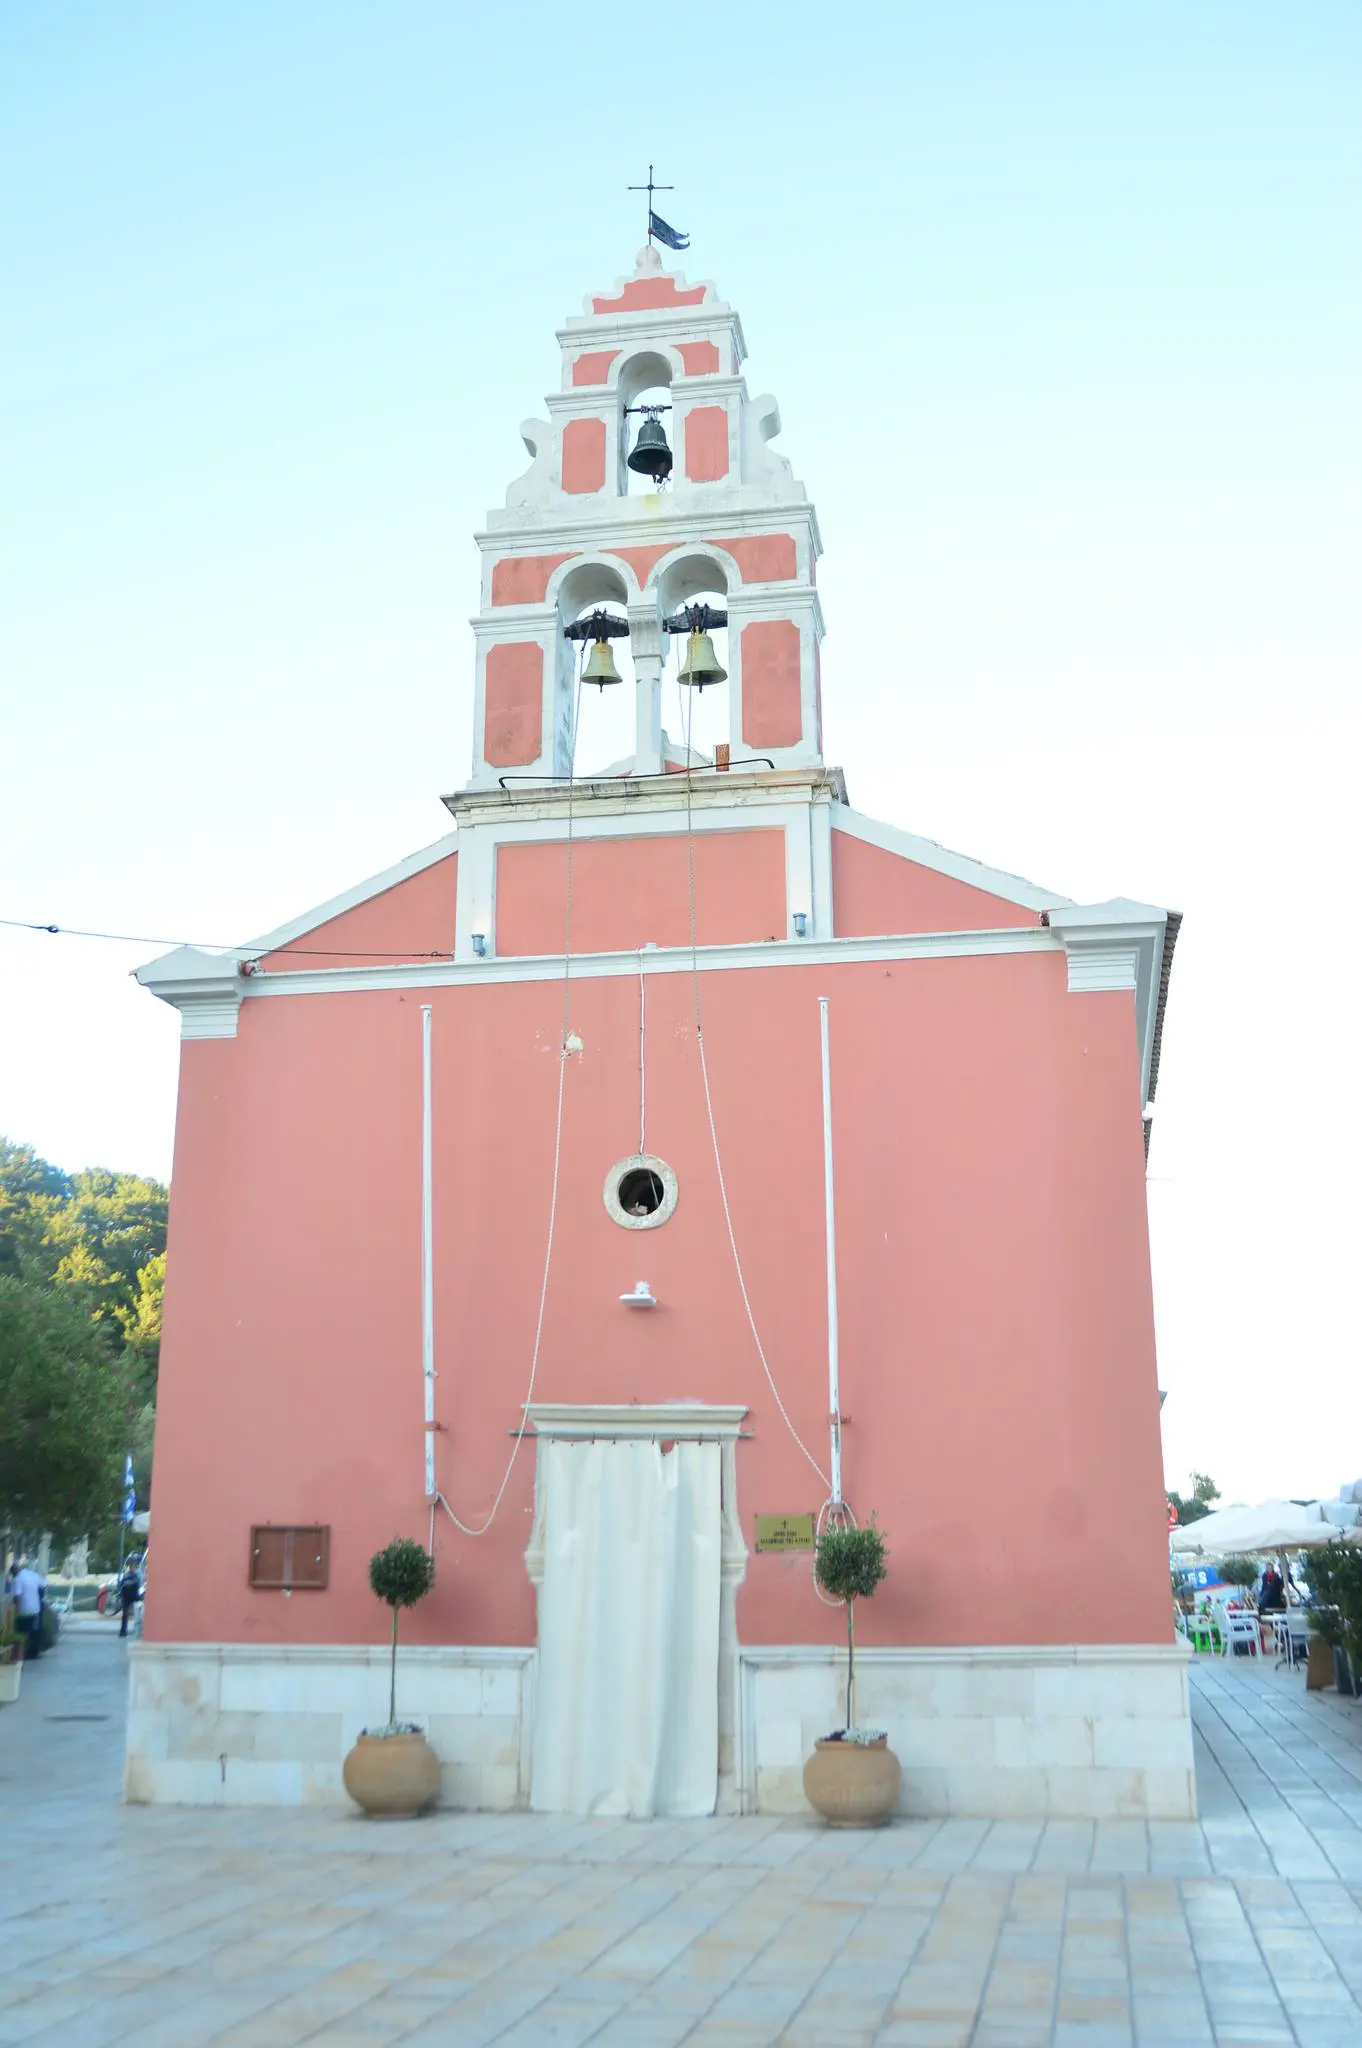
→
(465, 246, 824, 788)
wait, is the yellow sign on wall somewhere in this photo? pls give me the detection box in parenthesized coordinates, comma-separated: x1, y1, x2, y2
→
(754, 1513, 815, 1552)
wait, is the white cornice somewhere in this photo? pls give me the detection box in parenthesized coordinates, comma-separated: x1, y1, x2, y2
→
(442, 768, 845, 827)
(478, 497, 821, 554)
(232, 925, 1060, 1003)
(1047, 901, 1170, 1105)
(525, 1403, 749, 1440)
(738, 1643, 1192, 1669)
(134, 947, 244, 1040)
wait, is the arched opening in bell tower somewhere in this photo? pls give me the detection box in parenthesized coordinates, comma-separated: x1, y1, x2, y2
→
(658, 552, 732, 767)
(618, 351, 675, 499)
(555, 560, 638, 775)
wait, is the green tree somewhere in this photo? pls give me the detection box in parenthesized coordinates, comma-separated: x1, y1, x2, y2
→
(0, 1275, 126, 1544)
(814, 1517, 889, 1732)
(1306, 1541, 1362, 1671)
(32, 1166, 168, 1324)
(368, 1538, 436, 1729)
(115, 1251, 166, 1393)
(1169, 1472, 1221, 1527)
(0, 1138, 70, 1278)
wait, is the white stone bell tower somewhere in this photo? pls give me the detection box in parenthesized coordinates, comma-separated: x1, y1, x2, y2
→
(464, 247, 825, 788)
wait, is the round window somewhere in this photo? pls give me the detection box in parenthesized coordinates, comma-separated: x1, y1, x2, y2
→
(604, 1153, 678, 1231)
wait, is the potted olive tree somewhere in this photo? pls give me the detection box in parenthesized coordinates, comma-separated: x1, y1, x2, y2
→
(802, 1516, 902, 1827)
(1306, 1540, 1362, 1700)
(341, 1537, 440, 1816)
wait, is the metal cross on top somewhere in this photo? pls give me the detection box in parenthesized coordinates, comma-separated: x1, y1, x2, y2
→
(628, 166, 689, 252)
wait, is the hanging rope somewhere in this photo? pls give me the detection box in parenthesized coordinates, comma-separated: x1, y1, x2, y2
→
(677, 681, 831, 1495)
(435, 663, 585, 1538)
(637, 948, 647, 1157)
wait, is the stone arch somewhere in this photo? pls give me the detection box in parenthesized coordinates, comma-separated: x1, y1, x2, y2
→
(549, 553, 638, 613)
(653, 542, 738, 612)
(609, 345, 686, 402)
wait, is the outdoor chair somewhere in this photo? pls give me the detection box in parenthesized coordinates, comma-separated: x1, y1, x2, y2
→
(1220, 1609, 1261, 1657)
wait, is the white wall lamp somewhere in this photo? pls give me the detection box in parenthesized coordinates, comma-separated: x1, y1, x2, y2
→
(792, 912, 808, 938)
(620, 1281, 656, 1308)
(472, 933, 487, 957)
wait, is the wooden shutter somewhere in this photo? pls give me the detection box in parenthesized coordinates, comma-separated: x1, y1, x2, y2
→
(249, 1525, 330, 1590)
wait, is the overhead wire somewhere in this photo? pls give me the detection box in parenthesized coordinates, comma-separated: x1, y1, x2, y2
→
(0, 914, 448, 960)
(434, 655, 586, 1539)
(677, 664, 832, 1497)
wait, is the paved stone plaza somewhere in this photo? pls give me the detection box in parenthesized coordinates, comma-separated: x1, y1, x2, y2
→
(2, 1631, 1361, 2046)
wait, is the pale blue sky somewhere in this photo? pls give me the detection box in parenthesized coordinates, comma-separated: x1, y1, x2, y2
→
(2, 3, 1359, 1501)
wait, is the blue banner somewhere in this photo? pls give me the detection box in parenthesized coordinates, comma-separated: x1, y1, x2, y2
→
(649, 211, 689, 252)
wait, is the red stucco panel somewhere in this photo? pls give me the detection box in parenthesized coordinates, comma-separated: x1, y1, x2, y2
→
(684, 406, 729, 482)
(562, 417, 606, 494)
(260, 857, 457, 971)
(712, 534, 797, 583)
(491, 553, 576, 606)
(741, 620, 803, 750)
(591, 278, 707, 313)
(832, 831, 1040, 936)
(495, 829, 787, 955)
(483, 643, 543, 767)
(570, 349, 619, 387)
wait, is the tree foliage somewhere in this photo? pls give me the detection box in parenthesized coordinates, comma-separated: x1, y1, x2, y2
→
(1307, 1541, 1362, 1669)
(0, 1136, 169, 1546)
(0, 1275, 127, 1542)
(1169, 1472, 1221, 1527)
(368, 1538, 436, 1730)
(1218, 1554, 1260, 1589)
(814, 1517, 889, 1733)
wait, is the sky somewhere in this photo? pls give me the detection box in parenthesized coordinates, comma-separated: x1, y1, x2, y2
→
(2, 2, 1359, 1505)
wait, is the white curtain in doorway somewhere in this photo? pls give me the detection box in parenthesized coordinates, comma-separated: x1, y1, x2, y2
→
(530, 1437, 722, 1818)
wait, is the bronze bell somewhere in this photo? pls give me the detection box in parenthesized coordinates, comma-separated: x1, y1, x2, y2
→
(627, 412, 672, 483)
(677, 629, 727, 690)
(581, 636, 622, 687)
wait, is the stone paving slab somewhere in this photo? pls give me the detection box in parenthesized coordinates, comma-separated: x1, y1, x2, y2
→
(1, 1634, 1361, 2042)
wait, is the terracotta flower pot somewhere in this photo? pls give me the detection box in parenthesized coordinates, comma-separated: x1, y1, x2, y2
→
(803, 1735, 901, 1827)
(342, 1730, 440, 1817)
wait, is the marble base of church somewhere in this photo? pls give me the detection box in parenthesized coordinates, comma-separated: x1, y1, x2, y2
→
(125, 1640, 1195, 1820)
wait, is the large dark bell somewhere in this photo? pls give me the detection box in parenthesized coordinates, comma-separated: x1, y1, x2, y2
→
(627, 414, 673, 482)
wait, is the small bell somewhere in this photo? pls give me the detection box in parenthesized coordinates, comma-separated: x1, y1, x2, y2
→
(581, 637, 622, 688)
(627, 412, 673, 483)
(677, 629, 727, 690)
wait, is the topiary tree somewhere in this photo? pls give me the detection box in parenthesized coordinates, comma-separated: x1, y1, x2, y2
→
(1218, 1555, 1260, 1592)
(1306, 1540, 1362, 1682)
(368, 1537, 435, 1731)
(814, 1516, 888, 1733)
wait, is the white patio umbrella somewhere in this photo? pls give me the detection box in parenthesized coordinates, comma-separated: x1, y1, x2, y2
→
(1171, 1498, 1357, 1560)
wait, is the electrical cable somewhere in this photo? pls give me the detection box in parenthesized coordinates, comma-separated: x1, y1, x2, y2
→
(677, 674, 832, 1496)
(0, 914, 448, 961)
(637, 948, 647, 1157)
(434, 658, 585, 1539)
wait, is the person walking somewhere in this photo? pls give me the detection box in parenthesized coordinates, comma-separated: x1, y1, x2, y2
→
(117, 1557, 141, 1638)
(11, 1559, 46, 1660)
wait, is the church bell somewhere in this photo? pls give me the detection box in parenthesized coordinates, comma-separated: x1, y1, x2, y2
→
(677, 629, 727, 690)
(581, 636, 623, 687)
(627, 412, 673, 483)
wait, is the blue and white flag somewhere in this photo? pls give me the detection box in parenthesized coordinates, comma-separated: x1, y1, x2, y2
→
(649, 211, 689, 251)
(123, 1452, 136, 1524)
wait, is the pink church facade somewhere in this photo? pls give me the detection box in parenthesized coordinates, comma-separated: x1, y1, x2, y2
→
(132, 247, 1191, 1820)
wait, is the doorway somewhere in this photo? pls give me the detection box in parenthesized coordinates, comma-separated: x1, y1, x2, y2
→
(525, 1405, 748, 1818)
